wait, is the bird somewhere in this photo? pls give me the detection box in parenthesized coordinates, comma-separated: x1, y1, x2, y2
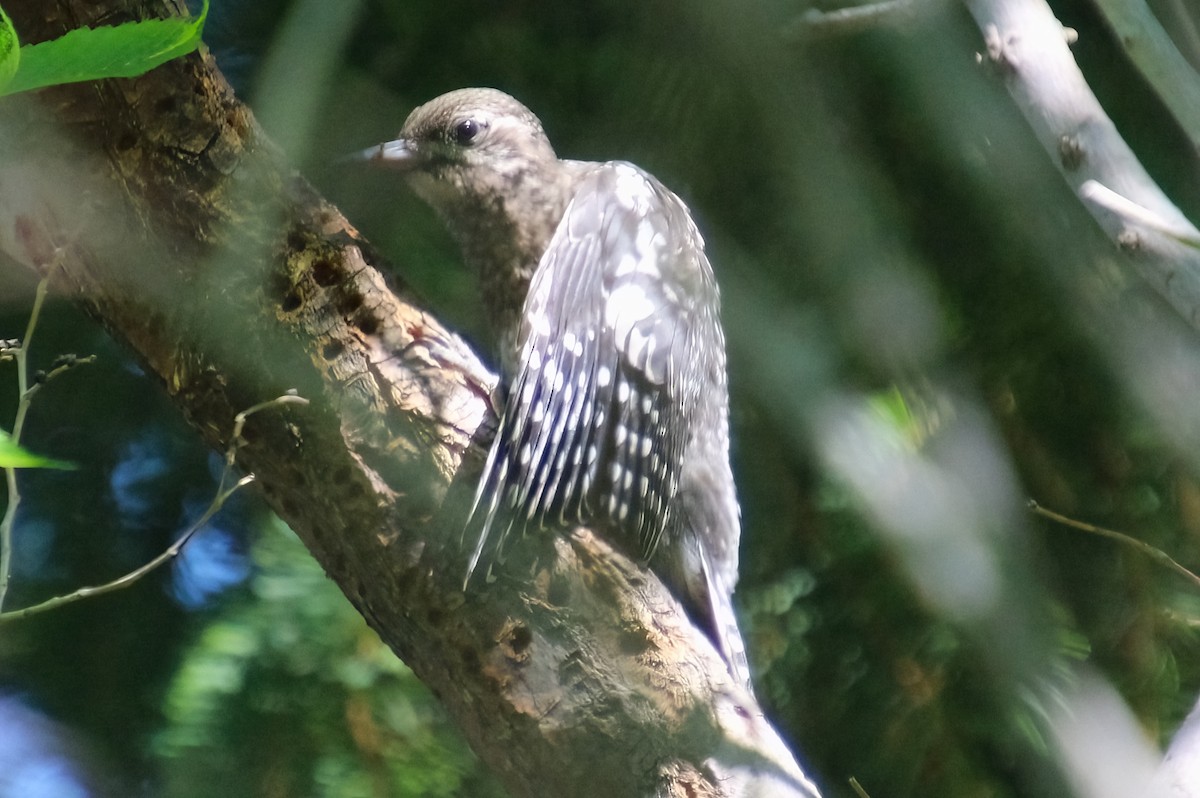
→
(360, 88, 750, 689)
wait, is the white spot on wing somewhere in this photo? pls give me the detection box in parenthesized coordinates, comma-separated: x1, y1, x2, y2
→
(628, 328, 648, 364)
(530, 311, 551, 336)
(614, 253, 641, 277)
(635, 218, 664, 256)
(607, 283, 657, 346)
(612, 164, 649, 211)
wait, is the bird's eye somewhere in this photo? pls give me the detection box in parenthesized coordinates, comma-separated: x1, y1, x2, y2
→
(453, 118, 482, 145)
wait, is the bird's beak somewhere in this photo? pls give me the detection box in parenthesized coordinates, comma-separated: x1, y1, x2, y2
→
(345, 138, 420, 170)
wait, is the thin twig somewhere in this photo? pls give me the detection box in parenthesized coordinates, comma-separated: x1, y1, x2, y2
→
(0, 474, 255, 622)
(1028, 499, 1200, 591)
(0, 392, 309, 622)
(1081, 180, 1200, 248)
(786, 0, 921, 40)
(0, 277, 50, 611)
(849, 777, 872, 798)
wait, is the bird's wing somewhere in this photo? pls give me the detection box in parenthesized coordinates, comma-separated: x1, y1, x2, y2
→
(465, 161, 720, 578)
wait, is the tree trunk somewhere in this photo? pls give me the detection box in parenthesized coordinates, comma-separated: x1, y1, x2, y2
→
(0, 2, 819, 796)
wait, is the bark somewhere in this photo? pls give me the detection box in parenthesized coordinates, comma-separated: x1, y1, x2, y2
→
(0, 2, 820, 796)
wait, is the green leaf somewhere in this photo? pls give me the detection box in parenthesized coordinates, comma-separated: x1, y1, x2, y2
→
(0, 0, 207, 97)
(0, 429, 75, 470)
(0, 5, 18, 92)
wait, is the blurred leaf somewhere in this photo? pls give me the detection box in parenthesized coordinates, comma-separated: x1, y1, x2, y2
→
(0, 0, 207, 96)
(0, 5, 18, 92)
(867, 386, 919, 446)
(0, 429, 75, 469)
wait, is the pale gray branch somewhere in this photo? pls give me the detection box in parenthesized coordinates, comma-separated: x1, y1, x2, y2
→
(1087, 0, 1200, 155)
(964, 0, 1200, 328)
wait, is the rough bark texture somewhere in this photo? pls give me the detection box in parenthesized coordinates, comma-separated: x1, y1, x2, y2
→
(0, 2, 819, 797)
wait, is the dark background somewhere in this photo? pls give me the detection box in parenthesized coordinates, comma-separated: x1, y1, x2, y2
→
(3, 0, 1200, 795)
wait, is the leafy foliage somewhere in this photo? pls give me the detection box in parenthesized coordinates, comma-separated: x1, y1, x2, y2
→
(155, 521, 504, 798)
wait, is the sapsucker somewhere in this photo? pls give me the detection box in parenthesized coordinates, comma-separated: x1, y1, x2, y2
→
(363, 88, 749, 689)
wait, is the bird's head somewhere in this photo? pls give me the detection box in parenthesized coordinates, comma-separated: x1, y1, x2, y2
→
(361, 88, 560, 215)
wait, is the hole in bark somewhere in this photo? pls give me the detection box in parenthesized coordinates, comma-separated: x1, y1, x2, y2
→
(354, 312, 379, 336)
(336, 291, 363, 315)
(507, 624, 532, 655)
(322, 340, 344, 361)
(312, 258, 339, 287)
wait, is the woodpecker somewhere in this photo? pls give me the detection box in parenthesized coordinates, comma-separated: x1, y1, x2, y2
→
(363, 88, 749, 689)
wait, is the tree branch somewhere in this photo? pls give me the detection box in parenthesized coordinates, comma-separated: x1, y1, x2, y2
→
(964, 0, 1200, 329)
(1086, 0, 1200, 155)
(0, 2, 820, 796)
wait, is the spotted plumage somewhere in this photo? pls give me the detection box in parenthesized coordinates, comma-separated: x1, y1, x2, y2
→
(363, 88, 748, 689)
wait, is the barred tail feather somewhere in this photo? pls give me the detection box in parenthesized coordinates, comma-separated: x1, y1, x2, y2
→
(463, 427, 511, 586)
(699, 548, 754, 694)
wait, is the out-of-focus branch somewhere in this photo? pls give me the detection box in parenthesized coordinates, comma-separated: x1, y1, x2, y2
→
(1156, 694, 1200, 798)
(1087, 0, 1200, 155)
(785, 0, 921, 40)
(964, 0, 1200, 329)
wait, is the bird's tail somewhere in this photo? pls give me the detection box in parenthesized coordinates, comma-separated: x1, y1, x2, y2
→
(700, 549, 754, 694)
